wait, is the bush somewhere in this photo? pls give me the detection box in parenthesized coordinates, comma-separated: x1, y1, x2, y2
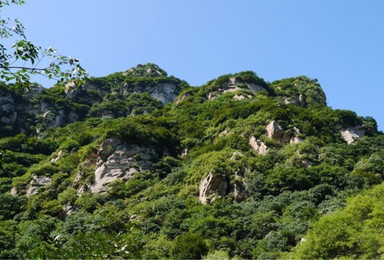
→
(170, 233, 209, 259)
(29, 163, 60, 177)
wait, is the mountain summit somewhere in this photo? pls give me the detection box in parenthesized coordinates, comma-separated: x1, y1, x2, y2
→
(124, 63, 168, 77)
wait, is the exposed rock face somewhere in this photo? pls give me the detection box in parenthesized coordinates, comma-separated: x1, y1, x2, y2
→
(290, 127, 303, 144)
(199, 152, 249, 204)
(50, 150, 64, 163)
(0, 85, 44, 130)
(219, 129, 229, 137)
(97, 137, 121, 161)
(230, 151, 243, 161)
(68, 75, 181, 108)
(199, 173, 229, 204)
(246, 83, 266, 93)
(266, 121, 284, 140)
(37, 108, 80, 130)
(24, 85, 44, 98)
(0, 92, 17, 125)
(181, 148, 188, 157)
(0, 64, 185, 136)
(340, 127, 365, 144)
(249, 136, 268, 155)
(10, 187, 17, 196)
(266, 121, 302, 144)
(208, 77, 265, 101)
(64, 82, 77, 99)
(54, 110, 66, 127)
(88, 138, 157, 193)
(64, 204, 75, 216)
(26, 175, 52, 197)
(125, 63, 167, 78)
(0, 84, 75, 135)
(149, 83, 180, 105)
(233, 181, 247, 202)
(233, 94, 252, 100)
(284, 94, 306, 107)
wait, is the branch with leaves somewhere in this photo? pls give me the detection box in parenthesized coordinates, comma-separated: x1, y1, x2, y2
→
(0, 0, 88, 90)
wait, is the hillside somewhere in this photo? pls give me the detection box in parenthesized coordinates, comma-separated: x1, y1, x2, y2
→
(0, 63, 383, 259)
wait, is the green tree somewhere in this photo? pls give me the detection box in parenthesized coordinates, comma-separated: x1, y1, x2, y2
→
(291, 183, 384, 259)
(0, 0, 87, 89)
(0, 220, 20, 259)
(170, 233, 209, 259)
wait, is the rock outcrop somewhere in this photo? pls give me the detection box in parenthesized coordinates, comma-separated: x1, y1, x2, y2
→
(290, 127, 303, 144)
(207, 77, 265, 101)
(266, 121, 292, 143)
(199, 152, 249, 204)
(0, 88, 18, 126)
(284, 94, 306, 107)
(266, 121, 302, 144)
(148, 83, 181, 105)
(24, 85, 44, 98)
(97, 137, 121, 161)
(0, 84, 43, 130)
(199, 173, 229, 204)
(233, 181, 247, 201)
(75, 137, 158, 194)
(340, 127, 365, 145)
(266, 121, 285, 140)
(233, 93, 253, 100)
(125, 63, 167, 78)
(50, 150, 64, 163)
(249, 136, 268, 155)
(26, 175, 52, 197)
(91, 145, 156, 193)
(0, 64, 185, 136)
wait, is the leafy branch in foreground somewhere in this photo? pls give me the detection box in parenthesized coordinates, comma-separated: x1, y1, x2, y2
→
(0, 0, 87, 90)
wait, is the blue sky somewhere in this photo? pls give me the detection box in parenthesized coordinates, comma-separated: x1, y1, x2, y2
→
(3, 0, 384, 130)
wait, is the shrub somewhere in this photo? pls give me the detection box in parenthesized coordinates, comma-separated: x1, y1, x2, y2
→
(170, 233, 209, 259)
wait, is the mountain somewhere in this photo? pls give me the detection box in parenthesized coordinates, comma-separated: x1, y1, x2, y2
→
(0, 63, 383, 259)
(0, 63, 187, 137)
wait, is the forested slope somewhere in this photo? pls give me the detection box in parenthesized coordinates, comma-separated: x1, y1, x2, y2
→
(0, 64, 383, 259)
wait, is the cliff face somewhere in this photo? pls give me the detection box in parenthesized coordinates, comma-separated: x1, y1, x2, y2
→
(0, 84, 39, 135)
(0, 64, 187, 136)
(0, 86, 18, 126)
(73, 137, 159, 194)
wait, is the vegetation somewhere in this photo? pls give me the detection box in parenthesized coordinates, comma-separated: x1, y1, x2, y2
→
(0, 63, 383, 259)
(288, 182, 384, 259)
(0, 0, 87, 89)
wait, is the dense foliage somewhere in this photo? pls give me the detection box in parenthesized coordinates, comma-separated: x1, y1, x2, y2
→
(0, 64, 383, 259)
(288, 181, 384, 259)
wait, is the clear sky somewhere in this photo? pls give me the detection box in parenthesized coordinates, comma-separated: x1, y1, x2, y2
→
(3, 0, 384, 130)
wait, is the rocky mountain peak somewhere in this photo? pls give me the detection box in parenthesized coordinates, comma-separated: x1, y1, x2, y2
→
(124, 63, 168, 77)
(271, 76, 327, 107)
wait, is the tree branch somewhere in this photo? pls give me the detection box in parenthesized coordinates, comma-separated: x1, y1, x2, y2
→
(0, 65, 48, 71)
